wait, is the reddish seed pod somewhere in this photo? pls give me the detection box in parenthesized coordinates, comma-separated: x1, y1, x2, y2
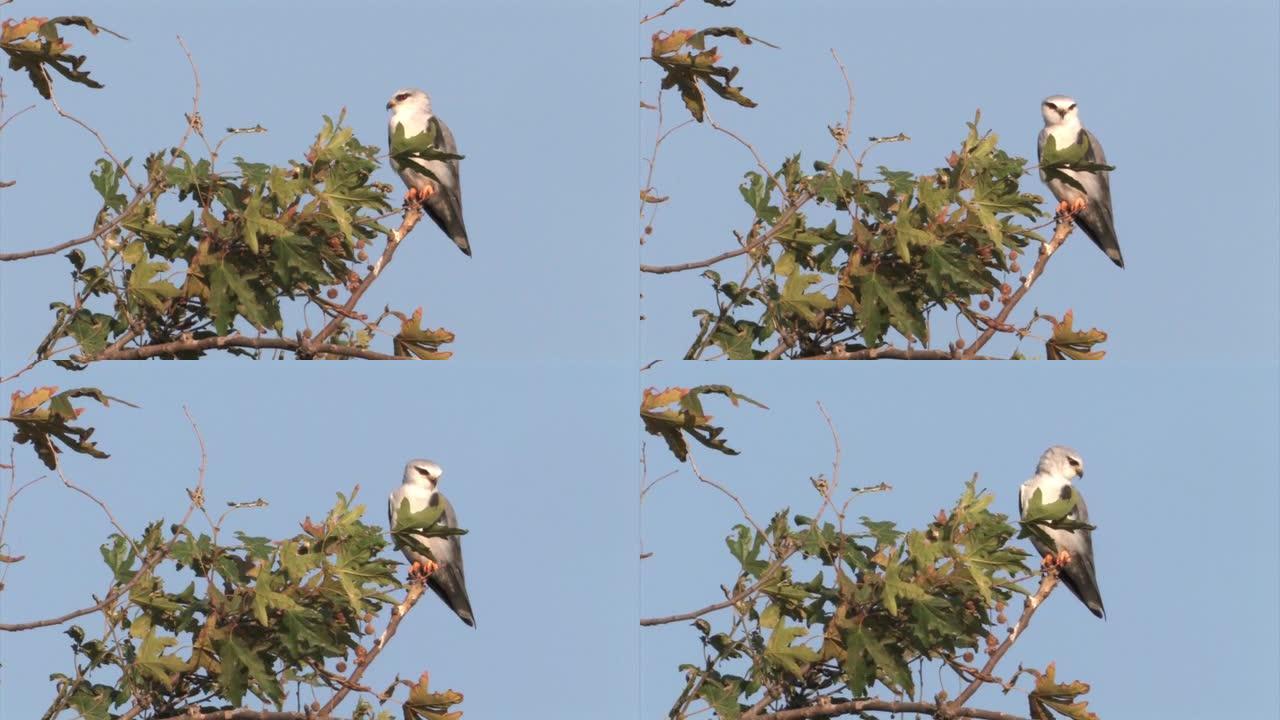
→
(644, 225, 653, 235)
(1000, 283, 1011, 295)
(336, 661, 347, 672)
(979, 300, 991, 311)
(997, 613, 1008, 624)
(1010, 262, 1021, 273)
(364, 622, 376, 635)
(358, 250, 368, 262)
(955, 338, 967, 350)
(327, 288, 338, 299)
(962, 651, 975, 663)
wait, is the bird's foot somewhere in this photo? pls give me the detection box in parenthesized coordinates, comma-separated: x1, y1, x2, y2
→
(409, 559, 439, 581)
(1068, 196, 1087, 214)
(1054, 200, 1071, 218)
(403, 185, 436, 207)
(1041, 552, 1058, 569)
(1056, 549, 1072, 566)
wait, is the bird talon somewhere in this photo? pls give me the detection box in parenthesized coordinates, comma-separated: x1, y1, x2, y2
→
(408, 559, 439, 581)
(1057, 549, 1072, 566)
(1054, 200, 1070, 218)
(1041, 553, 1058, 569)
(1068, 197, 1087, 214)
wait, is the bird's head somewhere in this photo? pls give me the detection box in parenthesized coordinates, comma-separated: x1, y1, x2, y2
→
(403, 458, 443, 488)
(1037, 445, 1084, 480)
(387, 88, 431, 113)
(1041, 95, 1080, 127)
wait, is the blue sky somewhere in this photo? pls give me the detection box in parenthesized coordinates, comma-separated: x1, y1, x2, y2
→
(640, 362, 1280, 717)
(0, 0, 635, 363)
(0, 362, 637, 719)
(640, 0, 1280, 362)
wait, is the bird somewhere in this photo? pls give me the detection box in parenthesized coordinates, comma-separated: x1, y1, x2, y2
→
(1018, 445, 1105, 619)
(388, 459, 476, 627)
(386, 88, 471, 256)
(1037, 95, 1123, 268)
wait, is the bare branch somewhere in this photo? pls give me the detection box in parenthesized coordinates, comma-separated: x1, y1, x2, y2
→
(961, 218, 1075, 359)
(798, 346, 972, 361)
(79, 334, 404, 361)
(318, 582, 426, 715)
(640, 197, 812, 275)
(949, 569, 1060, 709)
(0, 409, 208, 632)
(312, 203, 425, 346)
(749, 697, 1028, 720)
(640, 561, 783, 626)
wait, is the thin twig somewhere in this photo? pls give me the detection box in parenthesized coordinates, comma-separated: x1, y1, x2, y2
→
(0, 409, 208, 632)
(640, 197, 811, 275)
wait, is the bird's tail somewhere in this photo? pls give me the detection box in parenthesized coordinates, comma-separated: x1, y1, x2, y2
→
(450, 231, 472, 257)
(1060, 559, 1106, 619)
(429, 565, 476, 627)
(1076, 206, 1124, 268)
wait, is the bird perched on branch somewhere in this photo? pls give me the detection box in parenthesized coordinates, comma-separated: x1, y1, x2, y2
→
(1038, 95, 1123, 267)
(387, 88, 471, 256)
(1019, 445, 1106, 619)
(388, 459, 476, 627)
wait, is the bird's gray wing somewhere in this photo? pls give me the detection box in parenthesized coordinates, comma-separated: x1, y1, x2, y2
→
(1072, 129, 1123, 267)
(425, 493, 475, 626)
(1057, 484, 1106, 619)
(417, 116, 470, 256)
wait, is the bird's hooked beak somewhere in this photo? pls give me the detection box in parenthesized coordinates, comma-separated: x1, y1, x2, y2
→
(386, 99, 394, 110)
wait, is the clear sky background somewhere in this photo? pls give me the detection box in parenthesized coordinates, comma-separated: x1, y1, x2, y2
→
(0, 361, 637, 719)
(640, 362, 1280, 718)
(639, 0, 1280, 362)
(0, 0, 635, 363)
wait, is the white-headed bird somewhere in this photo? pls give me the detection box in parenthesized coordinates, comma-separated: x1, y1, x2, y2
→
(1019, 445, 1105, 619)
(1038, 95, 1123, 267)
(389, 459, 475, 627)
(387, 88, 471, 256)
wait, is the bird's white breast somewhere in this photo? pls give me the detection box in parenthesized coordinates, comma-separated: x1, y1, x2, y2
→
(389, 104, 433, 138)
(1021, 472, 1069, 510)
(391, 481, 434, 514)
(389, 483, 452, 565)
(1041, 120, 1088, 202)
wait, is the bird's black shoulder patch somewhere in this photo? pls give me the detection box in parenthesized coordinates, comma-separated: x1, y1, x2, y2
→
(1059, 484, 1074, 502)
(429, 494, 441, 507)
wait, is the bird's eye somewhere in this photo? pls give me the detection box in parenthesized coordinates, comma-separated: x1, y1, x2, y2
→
(396, 93, 410, 102)
(1068, 457, 1080, 467)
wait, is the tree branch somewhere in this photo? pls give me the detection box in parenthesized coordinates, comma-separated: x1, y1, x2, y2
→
(961, 218, 1074, 359)
(640, 196, 811, 275)
(78, 334, 404, 361)
(797, 346, 972, 360)
(948, 569, 1059, 710)
(0, 409, 208, 632)
(318, 581, 426, 715)
(0, 177, 163, 262)
(312, 203, 424, 346)
(641, 562, 783, 626)
(749, 697, 1028, 720)
(156, 711, 327, 720)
